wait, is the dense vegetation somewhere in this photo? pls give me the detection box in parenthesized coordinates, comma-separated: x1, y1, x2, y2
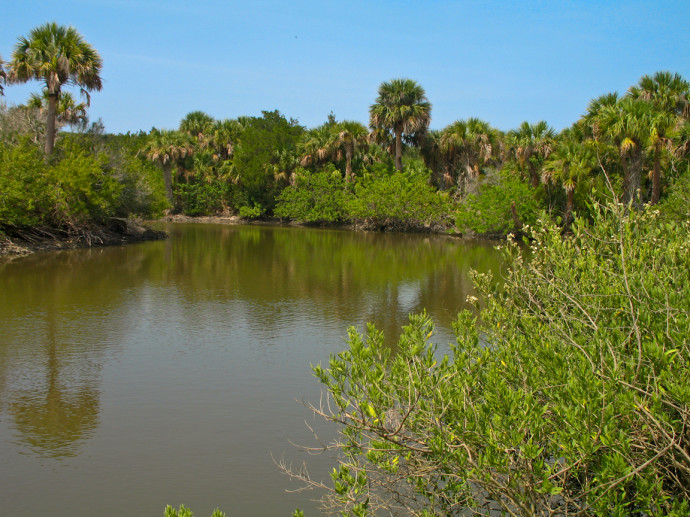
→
(2, 23, 689, 243)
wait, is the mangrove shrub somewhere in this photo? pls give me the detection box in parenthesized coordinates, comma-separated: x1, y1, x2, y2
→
(287, 199, 690, 516)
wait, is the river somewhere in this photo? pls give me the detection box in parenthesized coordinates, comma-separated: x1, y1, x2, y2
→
(0, 223, 503, 516)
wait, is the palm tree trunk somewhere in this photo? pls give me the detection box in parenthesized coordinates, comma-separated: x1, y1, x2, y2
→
(564, 188, 575, 230)
(394, 126, 403, 172)
(625, 145, 643, 207)
(45, 92, 58, 155)
(162, 162, 174, 207)
(345, 148, 353, 182)
(529, 164, 540, 188)
(651, 143, 662, 205)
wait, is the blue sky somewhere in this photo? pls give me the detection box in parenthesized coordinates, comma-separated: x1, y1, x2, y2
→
(2, 0, 688, 134)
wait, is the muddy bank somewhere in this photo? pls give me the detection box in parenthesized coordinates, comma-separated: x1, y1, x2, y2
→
(0, 218, 167, 258)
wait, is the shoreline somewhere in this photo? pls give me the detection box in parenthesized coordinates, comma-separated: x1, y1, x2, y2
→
(1, 214, 502, 258)
(0, 218, 167, 258)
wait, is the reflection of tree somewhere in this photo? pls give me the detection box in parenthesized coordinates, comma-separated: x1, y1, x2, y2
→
(9, 304, 101, 458)
(151, 224, 505, 348)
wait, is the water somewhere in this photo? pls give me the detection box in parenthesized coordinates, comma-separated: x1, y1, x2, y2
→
(0, 223, 503, 516)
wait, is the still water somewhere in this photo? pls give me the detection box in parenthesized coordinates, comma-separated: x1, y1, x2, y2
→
(0, 223, 503, 516)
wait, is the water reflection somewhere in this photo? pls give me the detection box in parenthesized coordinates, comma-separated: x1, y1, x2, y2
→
(10, 313, 100, 457)
(0, 223, 504, 516)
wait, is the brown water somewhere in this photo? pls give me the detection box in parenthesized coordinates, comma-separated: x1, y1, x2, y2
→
(0, 223, 503, 516)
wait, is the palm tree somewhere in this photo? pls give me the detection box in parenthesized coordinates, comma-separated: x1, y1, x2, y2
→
(544, 136, 596, 229)
(629, 71, 690, 120)
(9, 22, 102, 155)
(440, 118, 500, 194)
(594, 96, 653, 207)
(369, 78, 431, 171)
(629, 71, 690, 204)
(506, 121, 556, 188)
(28, 89, 89, 129)
(330, 120, 369, 182)
(418, 130, 449, 189)
(298, 124, 333, 169)
(142, 129, 194, 209)
(179, 111, 215, 142)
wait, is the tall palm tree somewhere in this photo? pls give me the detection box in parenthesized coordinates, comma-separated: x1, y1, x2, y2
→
(440, 118, 500, 194)
(9, 22, 102, 155)
(507, 121, 556, 188)
(142, 129, 194, 209)
(629, 71, 690, 204)
(369, 78, 431, 171)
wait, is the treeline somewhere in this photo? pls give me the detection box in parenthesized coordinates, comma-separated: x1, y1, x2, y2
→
(1, 22, 689, 240)
(137, 70, 690, 233)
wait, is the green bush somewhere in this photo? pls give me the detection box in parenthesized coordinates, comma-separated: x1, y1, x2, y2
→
(275, 168, 350, 223)
(51, 142, 122, 224)
(456, 173, 542, 235)
(290, 200, 690, 516)
(348, 170, 451, 230)
(0, 139, 54, 227)
(176, 180, 233, 216)
(238, 202, 265, 219)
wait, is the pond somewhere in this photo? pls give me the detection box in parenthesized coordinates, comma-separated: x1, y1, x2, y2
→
(0, 223, 504, 516)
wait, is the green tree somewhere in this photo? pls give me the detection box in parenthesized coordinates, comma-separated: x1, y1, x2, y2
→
(231, 110, 304, 212)
(9, 22, 102, 155)
(369, 78, 431, 172)
(287, 200, 690, 516)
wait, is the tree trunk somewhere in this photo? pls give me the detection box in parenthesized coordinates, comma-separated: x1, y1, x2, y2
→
(345, 148, 353, 182)
(394, 126, 403, 172)
(650, 143, 661, 205)
(162, 162, 174, 208)
(45, 92, 58, 155)
(529, 164, 540, 188)
(564, 188, 575, 230)
(510, 200, 522, 231)
(624, 144, 643, 208)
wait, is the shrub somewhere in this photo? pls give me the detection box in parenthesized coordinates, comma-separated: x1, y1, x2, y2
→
(287, 200, 690, 516)
(348, 170, 451, 230)
(456, 173, 542, 235)
(275, 168, 350, 223)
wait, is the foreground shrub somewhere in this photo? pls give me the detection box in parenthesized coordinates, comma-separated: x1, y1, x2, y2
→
(286, 200, 690, 516)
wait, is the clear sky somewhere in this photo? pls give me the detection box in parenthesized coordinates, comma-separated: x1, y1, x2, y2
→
(1, 0, 688, 134)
